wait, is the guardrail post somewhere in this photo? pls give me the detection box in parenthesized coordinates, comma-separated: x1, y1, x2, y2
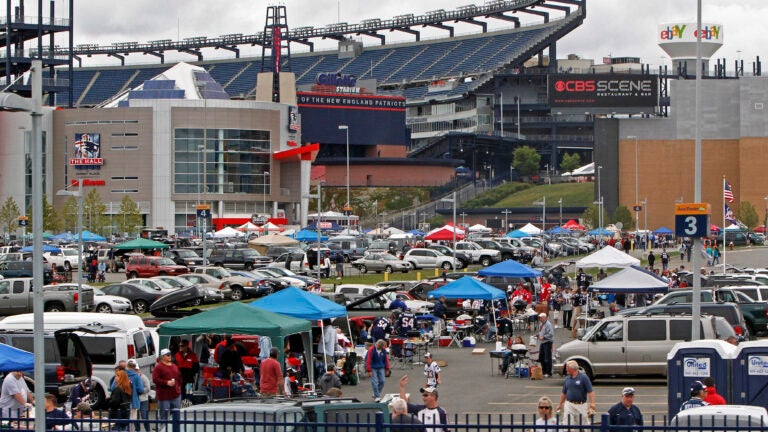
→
(599, 413, 609, 432)
(172, 408, 181, 432)
(375, 411, 385, 432)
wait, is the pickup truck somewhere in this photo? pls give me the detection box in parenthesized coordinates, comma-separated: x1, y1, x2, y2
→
(0, 260, 54, 284)
(454, 241, 501, 266)
(647, 288, 768, 336)
(0, 278, 94, 313)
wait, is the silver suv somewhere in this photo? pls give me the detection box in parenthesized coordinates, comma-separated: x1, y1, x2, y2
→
(402, 248, 461, 270)
(554, 313, 736, 380)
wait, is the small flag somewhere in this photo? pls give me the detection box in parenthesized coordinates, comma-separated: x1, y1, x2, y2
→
(724, 203, 738, 225)
(724, 180, 734, 203)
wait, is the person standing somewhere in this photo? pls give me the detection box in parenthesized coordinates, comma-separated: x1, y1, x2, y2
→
(335, 253, 344, 280)
(432, 297, 447, 337)
(218, 339, 244, 380)
(0, 370, 33, 419)
(536, 313, 554, 377)
(534, 396, 558, 429)
(647, 250, 655, 269)
(318, 319, 337, 366)
(174, 339, 200, 399)
(702, 377, 726, 405)
(389, 397, 426, 432)
(561, 288, 573, 330)
(550, 286, 563, 328)
(398, 375, 448, 432)
(152, 348, 182, 421)
(108, 369, 132, 431)
(111, 361, 144, 426)
(129, 360, 151, 432)
(322, 252, 332, 279)
(679, 381, 709, 411)
(660, 248, 670, 271)
(260, 348, 283, 398)
(556, 360, 596, 429)
(607, 387, 643, 429)
(366, 339, 391, 402)
(423, 353, 441, 389)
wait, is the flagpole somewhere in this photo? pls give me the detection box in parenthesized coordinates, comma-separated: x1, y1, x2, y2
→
(723, 176, 727, 274)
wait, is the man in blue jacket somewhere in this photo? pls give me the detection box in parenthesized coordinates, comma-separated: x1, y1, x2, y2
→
(365, 339, 390, 402)
(110, 360, 145, 422)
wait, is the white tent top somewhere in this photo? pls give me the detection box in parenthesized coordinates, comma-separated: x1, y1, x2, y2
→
(237, 222, 261, 232)
(519, 223, 542, 235)
(213, 226, 244, 238)
(575, 246, 640, 268)
(468, 224, 491, 232)
(337, 228, 361, 236)
(563, 162, 594, 177)
(725, 224, 743, 230)
(441, 224, 466, 235)
(385, 227, 405, 235)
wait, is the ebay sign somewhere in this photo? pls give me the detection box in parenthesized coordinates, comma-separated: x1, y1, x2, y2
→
(658, 22, 723, 59)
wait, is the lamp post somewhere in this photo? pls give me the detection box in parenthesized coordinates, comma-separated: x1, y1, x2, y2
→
(460, 212, 467, 227)
(57, 183, 83, 312)
(303, 182, 323, 277)
(628, 135, 639, 233)
(534, 197, 547, 232)
(1, 60, 46, 432)
(262, 171, 270, 216)
(558, 198, 563, 226)
(641, 197, 648, 233)
(597, 165, 603, 230)
(338, 125, 350, 207)
(441, 192, 457, 264)
(501, 209, 512, 233)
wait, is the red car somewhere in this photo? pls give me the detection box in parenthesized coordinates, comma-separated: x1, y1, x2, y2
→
(126, 255, 189, 279)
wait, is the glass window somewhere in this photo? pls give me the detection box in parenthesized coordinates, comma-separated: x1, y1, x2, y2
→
(80, 336, 117, 365)
(628, 320, 665, 341)
(739, 288, 758, 301)
(670, 320, 705, 341)
(12, 280, 25, 294)
(133, 332, 148, 357)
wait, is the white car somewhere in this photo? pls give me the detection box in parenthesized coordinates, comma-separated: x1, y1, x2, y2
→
(380, 291, 432, 313)
(670, 405, 767, 430)
(43, 248, 81, 271)
(92, 287, 133, 314)
(253, 268, 306, 289)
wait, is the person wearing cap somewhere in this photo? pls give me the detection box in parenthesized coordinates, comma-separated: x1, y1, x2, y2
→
(0, 370, 33, 420)
(317, 364, 342, 395)
(702, 377, 726, 405)
(389, 397, 425, 432)
(69, 378, 91, 408)
(536, 312, 554, 377)
(607, 387, 643, 428)
(556, 360, 596, 429)
(679, 380, 710, 412)
(128, 359, 151, 432)
(398, 375, 448, 432)
(423, 353, 441, 389)
(152, 348, 182, 421)
(72, 401, 98, 431)
(174, 339, 200, 400)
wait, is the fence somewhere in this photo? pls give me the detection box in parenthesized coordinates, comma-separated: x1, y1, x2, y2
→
(4, 408, 767, 432)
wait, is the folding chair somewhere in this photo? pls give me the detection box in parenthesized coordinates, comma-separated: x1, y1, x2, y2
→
(389, 339, 413, 369)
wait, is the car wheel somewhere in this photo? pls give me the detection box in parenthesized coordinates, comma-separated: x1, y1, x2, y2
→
(96, 303, 113, 313)
(344, 255, 350, 263)
(88, 384, 106, 409)
(458, 259, 469, 269)
(45, 302, 65, 312)
(385, 265, 394, 274)
(192, 297, 202, 306)
(133, 300, 149, 314)
(359, 265, 368, 274)
(480, 256, 492, 267)
(576, 360, 594, 381)
(441, 261, 453, 270)
(127, 271, 138, 279)
(407, 261, 418, 270)
(231, 287, 244, 301)
(245, 262, 254, 271)
(64, 262, 72, 272)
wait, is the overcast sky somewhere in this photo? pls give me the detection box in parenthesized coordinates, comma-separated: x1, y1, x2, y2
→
(48, 0, 767, 70)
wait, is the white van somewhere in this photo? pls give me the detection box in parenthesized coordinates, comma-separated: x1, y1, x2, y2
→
(0, 313, 158, 407)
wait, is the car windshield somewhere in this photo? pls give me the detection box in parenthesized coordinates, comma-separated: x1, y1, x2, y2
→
(161, 277, 192, 288)
(157, 258, 177, 266)
(93, 288, 104, 296)
(176, 250, 198, 258)
(217, 268, 233, 277)
(143, 279, 174, 290)
(258, 269, 280, 277)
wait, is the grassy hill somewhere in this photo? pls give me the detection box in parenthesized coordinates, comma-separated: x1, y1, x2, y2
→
(465, 181, 594, 208)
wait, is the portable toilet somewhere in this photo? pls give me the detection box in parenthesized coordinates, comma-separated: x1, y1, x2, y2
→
(667, 340, 737, 418)
(733, 340, 768, 406)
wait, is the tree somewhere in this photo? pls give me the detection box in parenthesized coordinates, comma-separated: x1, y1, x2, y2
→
(0, 197, 21, 235)
(60, 196, 78, 233)
(512, 146, 541, 177)
(737, 201, 759, 229)
(560, 152, 581, 173)
(612, 206, 634, 231)
(582, 203, 607, 229)
(116, 195, 143, 236)
(28, 195, 60, 233)
(82, 189, 107, 234)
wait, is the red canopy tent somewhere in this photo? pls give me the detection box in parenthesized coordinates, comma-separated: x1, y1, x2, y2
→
(425, 228, 465, 241)
(754, 225, 766, 233)
(710, 224, 721, 232)
(562, 219, 586, 230)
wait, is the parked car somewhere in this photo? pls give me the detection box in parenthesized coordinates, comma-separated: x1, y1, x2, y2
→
(628, 302, 751, 340)
(453, 241, 501, 266)
(0, 260, 54, 284)
(125, 255, 189, 279)
(162, 248, 206, 269)
(269, 252, 309, 274)
(253, 268, 308, 290)
(228, 270, 278, 297)
(208, 248, 272, 270)
(153, 275, 223, 304)
(402, 248, 460, 270)
(259, 266, 320, 291)
(193, 266, 263, 300)
(178, 273, 233, 300)
(44, 248, 81, 272)
(100, 282, 168, 313)
(149, 284, 209, 316)
(427, 245, 470, 268)
(352, 253, 411, 274)
(92, 287, 133, 314)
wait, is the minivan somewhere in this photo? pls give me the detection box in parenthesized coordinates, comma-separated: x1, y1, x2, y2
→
(0, 313, 158, 408)
(630, 303, 750, 340)
(554, 313, 736, 380)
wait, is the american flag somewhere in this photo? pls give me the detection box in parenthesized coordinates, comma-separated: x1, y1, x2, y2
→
(724, 203, 738, 224)
(724, 180, 734, 203)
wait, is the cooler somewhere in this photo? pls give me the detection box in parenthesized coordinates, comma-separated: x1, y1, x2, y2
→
(667, 340, 736, 418)
(734, 340, 768, 406)
(438, 336, 452, 347)
(462, 336, 476, 348)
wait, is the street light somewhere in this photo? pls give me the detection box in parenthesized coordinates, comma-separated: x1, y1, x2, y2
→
(1, 60, 45, 431)
(441, 192, 457, 264)
(628, 135, 639, 233)
(597, 165, 603, 230)
(640, 197, 648, 233)
(460, 212, 467, 227)
(338, 125, 350, 207)
(558, 198, 563, 226)
(501, 209, 512, 233)
(262, 171, 270, 216)
(533, 197, 547, 233)
(57, 185, 83, 312)
(303, 182, 323, 277)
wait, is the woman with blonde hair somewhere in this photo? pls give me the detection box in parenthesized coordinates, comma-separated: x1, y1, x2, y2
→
(109, 368, 132, 430)
(535, 396, 559, 429)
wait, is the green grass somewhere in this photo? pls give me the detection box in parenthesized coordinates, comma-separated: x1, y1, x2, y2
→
(493, 182, 594, 208)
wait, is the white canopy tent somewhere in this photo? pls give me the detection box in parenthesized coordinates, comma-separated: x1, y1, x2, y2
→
(468, 224, 492, 233)
(213, 226, 244, 238)
(574, 246, 640, 268)
(518, 223, 542, 235)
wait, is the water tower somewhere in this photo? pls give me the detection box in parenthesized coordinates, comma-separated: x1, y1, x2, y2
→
(658, 22, 723, 75)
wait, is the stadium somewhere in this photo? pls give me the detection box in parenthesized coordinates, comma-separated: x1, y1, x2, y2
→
(2, 0, 768, 235)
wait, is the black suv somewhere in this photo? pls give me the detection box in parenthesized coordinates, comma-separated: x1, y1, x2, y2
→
(163, 248, 205, 269)
(0, 260, 53, 284)
(0, 326, 112, 401)
(208, 248, 272, 270)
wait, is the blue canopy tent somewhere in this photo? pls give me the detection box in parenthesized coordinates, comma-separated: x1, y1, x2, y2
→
(478, 260, 542, 278)
(21, 244, 60, 253)
(51, 232, 73, 241)
(505, 229, 529, 238)
(408, 229, 425, 236)
(653, 227, 674, 235)
(292, 229, 328, 242)
(588, 228, 613, 236)
(588, 265, 669, 294)
(80, 230, 107, 242)
(0, 343, 34, 373)
(427, 276, 508, 340)
(547, 226, 573, 235)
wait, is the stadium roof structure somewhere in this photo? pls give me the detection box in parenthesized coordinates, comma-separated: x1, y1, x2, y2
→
(55, 0, 584, 65)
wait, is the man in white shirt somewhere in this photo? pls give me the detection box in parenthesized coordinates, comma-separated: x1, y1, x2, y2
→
(0, 371, 33, 419)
